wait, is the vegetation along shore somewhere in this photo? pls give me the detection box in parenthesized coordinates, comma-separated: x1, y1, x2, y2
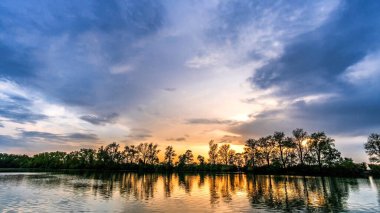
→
(1, 128, 380, 177)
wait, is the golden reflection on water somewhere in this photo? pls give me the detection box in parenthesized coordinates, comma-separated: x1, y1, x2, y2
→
(0, 172, 380, 212)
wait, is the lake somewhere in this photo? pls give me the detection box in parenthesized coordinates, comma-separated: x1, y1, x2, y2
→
(0, 172, 379, 212)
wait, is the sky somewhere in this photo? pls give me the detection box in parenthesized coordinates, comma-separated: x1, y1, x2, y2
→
(0, 0, 379, 162)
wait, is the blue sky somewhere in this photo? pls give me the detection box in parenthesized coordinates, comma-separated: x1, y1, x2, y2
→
(0, 0, 379, 162)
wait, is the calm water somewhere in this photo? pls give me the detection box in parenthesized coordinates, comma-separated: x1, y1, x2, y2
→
(0, 172, 379, 212)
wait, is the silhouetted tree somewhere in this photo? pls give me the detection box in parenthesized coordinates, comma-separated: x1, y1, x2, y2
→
(292, 128, 308, 165)
(178, 150, 194, 165)
(124, 145, 139, 164)
(258, 136, 275, 166)
(228, 149, 236, 165)
(309, 132, 341, 170)
(208, 140, 218, 165)
(78, 148, 96, 168)
(273, 132, 288, 168)
(31, 151, 66, 169)
(282, 137, 297, 167)
(364, 133, 380, 163)
(105, 142, 124, 165)
(164, 146, 176, 166)
(244, 139, 260, 168)
(197, 155, 205, 165)
(0, 153, 30, 168)
(218, 144, 230, 165)
(137, 143, 160, 165)
(234, 153, 245, 167)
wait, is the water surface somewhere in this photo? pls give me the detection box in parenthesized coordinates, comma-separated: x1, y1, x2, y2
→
(0, 172, 379, 212)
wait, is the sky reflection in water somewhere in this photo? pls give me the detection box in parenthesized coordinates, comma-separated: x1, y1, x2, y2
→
(0, 173, 379, 212)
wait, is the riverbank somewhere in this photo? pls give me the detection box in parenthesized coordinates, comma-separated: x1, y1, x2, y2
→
(1, 164, 379, 178)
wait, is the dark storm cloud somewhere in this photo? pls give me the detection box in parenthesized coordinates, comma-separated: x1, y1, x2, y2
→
(243, 0, 380, 135)
(80, 113, 119, 125)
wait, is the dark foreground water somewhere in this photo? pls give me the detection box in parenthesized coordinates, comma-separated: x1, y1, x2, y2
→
(0, 172, 379, 212)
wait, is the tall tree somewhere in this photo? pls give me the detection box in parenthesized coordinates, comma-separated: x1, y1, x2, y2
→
(273, 132, 286, 168)
(364, 133, 380, 163)
(104, 142, 124, 164)
(208, 140, 218, 165)
(124, 145, 139, 164)
(244, 139, 260, 168)
(218, 144, 230, 165)
(197, 155, 205, 165)
(258, 136, 275, 166)
(78, 148, 96, 168)
(164, 146, 176, 166)
(137, 143, 160, 165)
(227, 149, 236, 165)
(292, 128, 308, 165)
(282, 137, 297, 167)
(234, 153, 245, 167)
(309, 132, 340, 169)
(178, 150, 194, 165)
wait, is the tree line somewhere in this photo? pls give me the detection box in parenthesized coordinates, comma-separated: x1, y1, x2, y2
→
(1, 128, 380, 176)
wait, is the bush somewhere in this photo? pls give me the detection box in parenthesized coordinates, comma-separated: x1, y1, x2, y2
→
(368, 164, 380, 176)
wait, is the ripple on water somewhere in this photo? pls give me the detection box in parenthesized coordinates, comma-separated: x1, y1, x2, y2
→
(0, 173, 380, 212)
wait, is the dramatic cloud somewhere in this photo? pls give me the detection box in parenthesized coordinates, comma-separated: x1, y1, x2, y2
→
(0, 90, 48, 124)
(0, 0, 378, 161)
(240, 0, 380, 137)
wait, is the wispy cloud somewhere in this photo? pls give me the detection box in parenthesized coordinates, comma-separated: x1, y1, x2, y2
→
(186, 118, 241, 126)
(166, 137, 186, 142)
(20, 130, 98, 142)
(0, 87, 48, 124)
(80, 113, 119, 126)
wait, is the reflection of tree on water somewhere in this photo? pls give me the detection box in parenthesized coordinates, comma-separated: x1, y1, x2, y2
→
(246, 175, 356, 212)
(119, 173, 159, 200)
(6, 172, 376, 211)
(178, 173, 194, 194)
(209, 175, 220, 206)
(66, 172, 160, 200)
(371, 177, 380, 206)
(208, 174, 247, 206)
(198, 173, 205, 188)
(163, 173, 174, 197)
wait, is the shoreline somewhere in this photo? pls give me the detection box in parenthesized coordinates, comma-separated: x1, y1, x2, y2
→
(0, 167, 378, 178)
